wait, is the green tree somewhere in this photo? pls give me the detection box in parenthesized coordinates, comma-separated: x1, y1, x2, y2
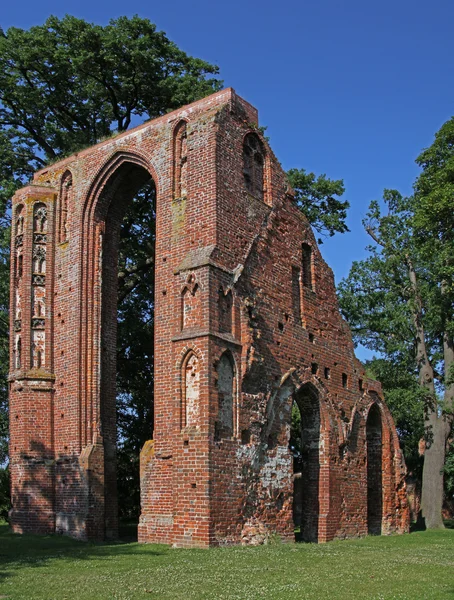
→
(338, 165, 453, 528)
(287, 168, 349, 243)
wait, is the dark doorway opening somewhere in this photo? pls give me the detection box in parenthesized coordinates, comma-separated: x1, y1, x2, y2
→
(99, 162, 156, 540)
(366, 403, 383, 535)
(289, 384, 321, 542)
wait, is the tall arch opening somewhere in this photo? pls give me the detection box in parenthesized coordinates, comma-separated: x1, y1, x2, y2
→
(96, 161, 156, 538)
(366, 403, 383, 535)
(289, 384, 321, 542)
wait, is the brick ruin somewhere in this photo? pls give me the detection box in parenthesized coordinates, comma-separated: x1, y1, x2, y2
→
(8, 88, 410, 546)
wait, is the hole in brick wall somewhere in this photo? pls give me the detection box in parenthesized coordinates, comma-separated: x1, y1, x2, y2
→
(308, 333, 315, 343)
(58, 274, 62, 279)
(58, 313, 61, 317)
(191, 483, 196, 489)
(267, 433, 277, 449)
(311, 363, 318, 375)
(241, 429, 251, 444)
(60, 382, 64, 387)
(276, 340, 281, 346)
(367, 404, 383, 535)
(324, 367, 330, 379)
(15, 414, 19, 419)
(163, 257, 167, 262)
(342, 373, 348, 388)
(285, 313, 290, 321)
(61, 319, 65, 324)
(162, 290, 166, 296)
(61, 350, 64, 356)
(359, 379, 364, 391)
(278, 322, 284, 332)
(64, 445, 68, 450)
(184, 439, 189, 446)
(61, 413, 64, 418)
(290, 383, 320, 542)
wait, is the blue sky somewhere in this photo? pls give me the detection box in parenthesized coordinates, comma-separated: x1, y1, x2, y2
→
(3, 1, 454, 340)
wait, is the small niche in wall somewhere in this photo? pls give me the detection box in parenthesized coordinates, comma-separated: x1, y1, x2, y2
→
(218, 288, 233, 334)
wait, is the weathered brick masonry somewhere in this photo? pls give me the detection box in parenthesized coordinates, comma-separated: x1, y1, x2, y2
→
(9, 88, 409, 546)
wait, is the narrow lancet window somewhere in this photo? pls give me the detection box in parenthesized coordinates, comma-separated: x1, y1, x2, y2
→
(243, 133, 265, 200)
(184, 352, 200, 427)
(174, 121, 188, 199)
(59, 171, 72, 243)
(216, 353, 235, 439)
(33, 203, 48, 233)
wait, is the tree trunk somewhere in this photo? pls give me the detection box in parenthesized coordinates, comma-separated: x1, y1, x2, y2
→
(421, 415, 446, 529)
(406, 255, 445, 528)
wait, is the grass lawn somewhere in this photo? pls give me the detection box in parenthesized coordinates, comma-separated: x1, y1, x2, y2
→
(0, 523, 453, 599)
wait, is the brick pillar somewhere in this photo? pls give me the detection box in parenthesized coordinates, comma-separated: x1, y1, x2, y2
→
(9, 186, 56, 534)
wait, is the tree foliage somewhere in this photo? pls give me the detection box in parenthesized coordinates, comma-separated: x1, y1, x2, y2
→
(287, 168, 349, 243)
(338, 121, 454, 527)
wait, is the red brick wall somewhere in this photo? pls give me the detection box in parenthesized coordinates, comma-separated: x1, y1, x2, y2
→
(9, 88, 409, 545)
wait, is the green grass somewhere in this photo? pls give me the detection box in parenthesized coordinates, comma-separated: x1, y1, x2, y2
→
(0, 523, 453, 600)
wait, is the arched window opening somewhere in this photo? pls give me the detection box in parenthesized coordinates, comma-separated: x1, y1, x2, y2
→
(366, 403, 383, 535)
(184, 352, 200, 427)
(33, 203, 47, 233)
(97, 161, 156, 534)
(16, 206, 24, 236)
(59, 171, 72, 243)
(33, 246, 46, 274)
(15, 336, 21, 369)
(289, 384, 320, 542)
(243, 133, 265, 201)
(174, 120, 188, 199)
(215, 353, 235, 439)
(301, 243, 313, 290)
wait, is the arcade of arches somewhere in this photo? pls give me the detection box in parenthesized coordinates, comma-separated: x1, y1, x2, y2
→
(8, 88, 409, 547)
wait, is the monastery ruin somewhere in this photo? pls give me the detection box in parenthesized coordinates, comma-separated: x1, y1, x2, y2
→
(8, 89, 409, 546)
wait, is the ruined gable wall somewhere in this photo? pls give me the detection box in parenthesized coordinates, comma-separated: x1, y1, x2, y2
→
(207, 106, 409, 543)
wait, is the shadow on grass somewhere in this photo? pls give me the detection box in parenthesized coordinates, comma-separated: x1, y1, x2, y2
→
(0, 522, 167, 585)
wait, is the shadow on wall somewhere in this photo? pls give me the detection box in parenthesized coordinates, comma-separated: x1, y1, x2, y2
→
(11, 439, 107, 540)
